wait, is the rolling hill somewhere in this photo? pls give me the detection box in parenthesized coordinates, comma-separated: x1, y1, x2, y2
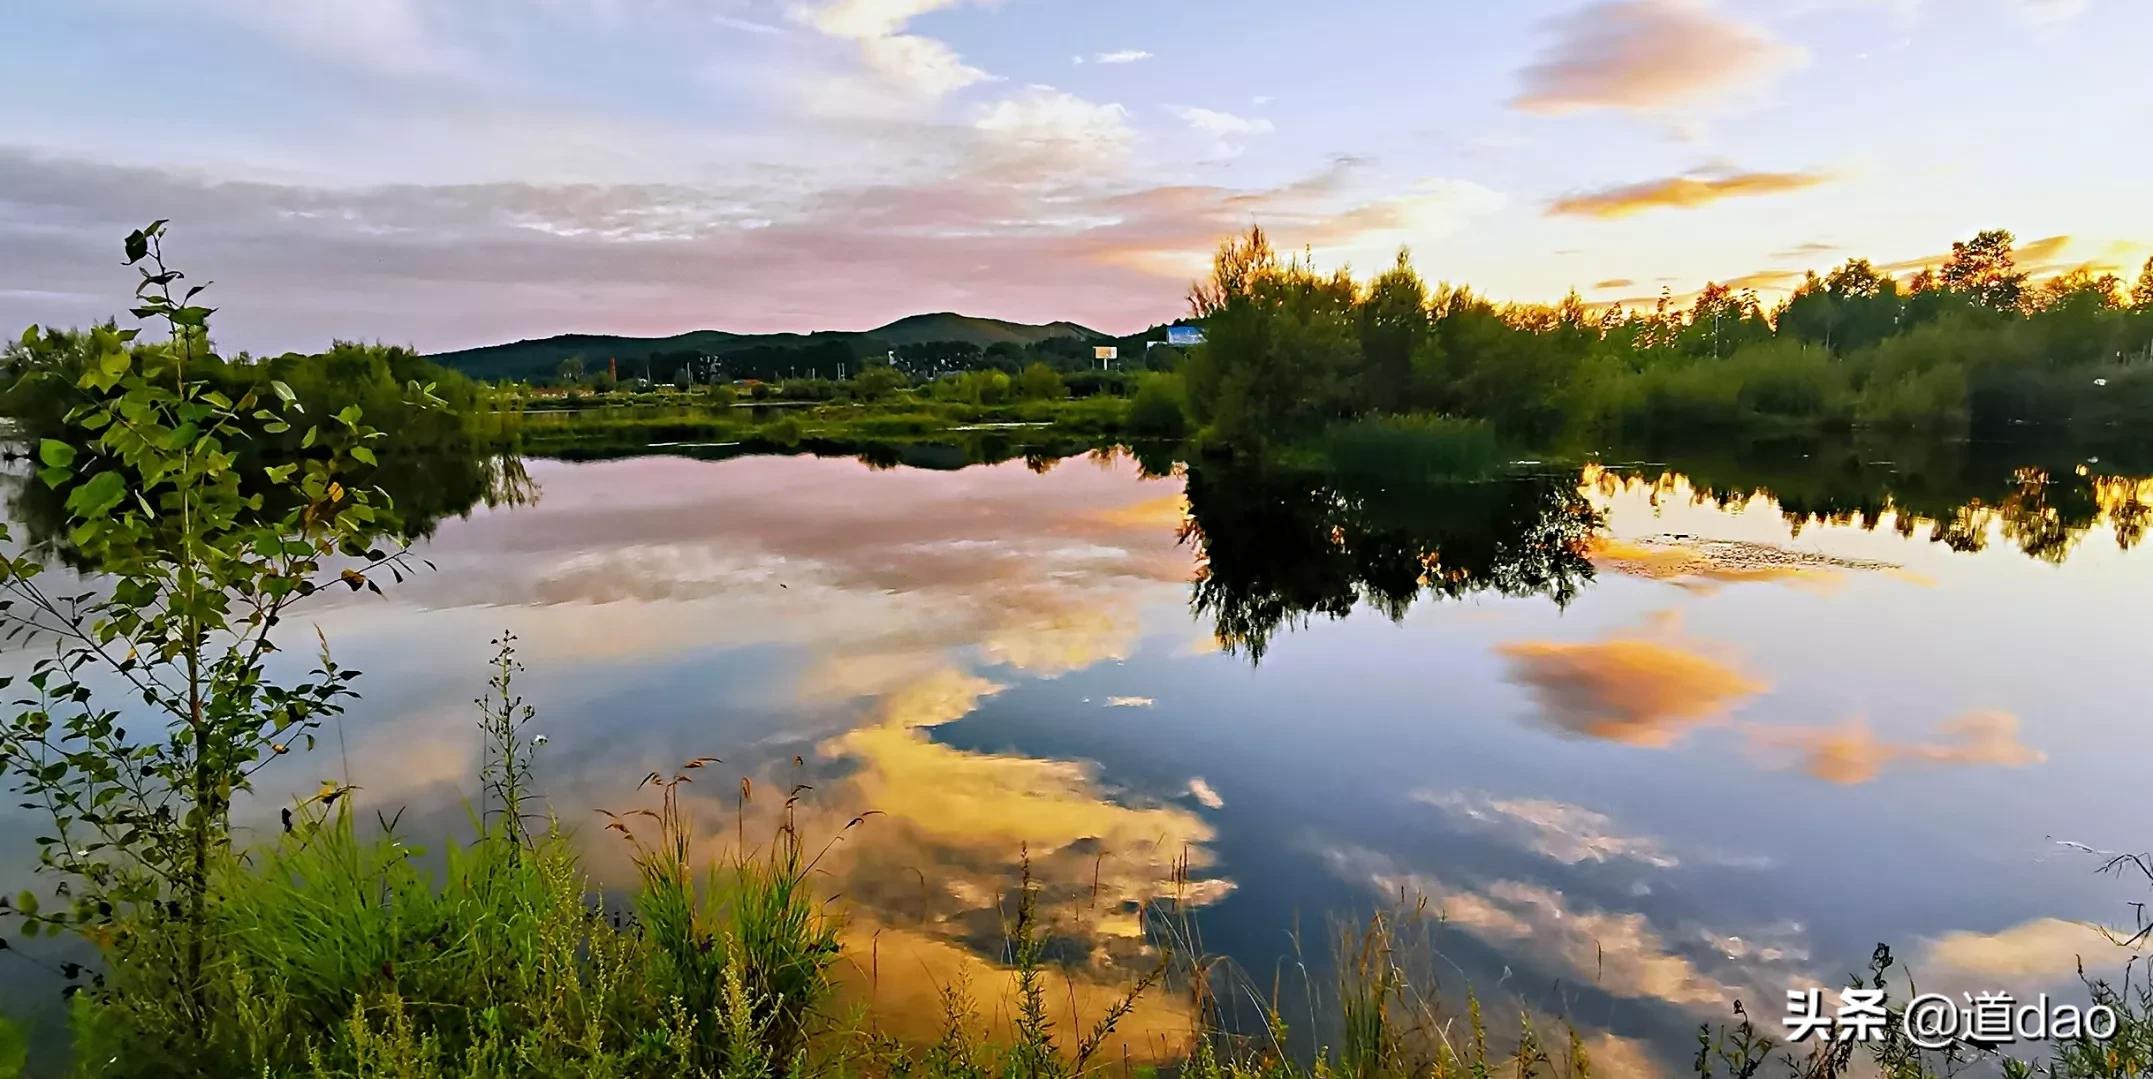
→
(427, 313, 1110, 382)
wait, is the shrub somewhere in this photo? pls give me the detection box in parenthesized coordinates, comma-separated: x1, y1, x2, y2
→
(1128, 372, 1189, 437)
(1013, 362, 1066, 401)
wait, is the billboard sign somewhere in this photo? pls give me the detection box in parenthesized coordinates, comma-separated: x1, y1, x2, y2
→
(1093, 346, 1119, 361)
(1166, 325, 1205, 347)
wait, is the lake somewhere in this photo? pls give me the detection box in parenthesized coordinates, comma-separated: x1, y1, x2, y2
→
(5, 439, 2151, 1073)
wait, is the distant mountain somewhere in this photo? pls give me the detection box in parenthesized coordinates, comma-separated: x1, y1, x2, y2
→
(427, 313, 1109, 382)
(863, 312, 1106, 348)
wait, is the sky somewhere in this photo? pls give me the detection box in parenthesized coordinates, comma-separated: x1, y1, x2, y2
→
(1, 0, 2149, 355)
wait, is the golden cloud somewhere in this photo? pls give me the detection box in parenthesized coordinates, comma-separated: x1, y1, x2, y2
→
(1879, 234, 2073, 277)
(818, 666, 1221, 923)
(1498, 637, 1765, 746)
(978, 595, 1141, 676)
(1549, 171, 1831, 218)
(831, 922, 1198, 1062)
(1747, 710, 2044, 785)
(1920, 917, 2122, 990)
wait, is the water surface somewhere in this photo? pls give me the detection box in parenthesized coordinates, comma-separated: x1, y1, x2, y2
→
(6, 443, 2152, 1072)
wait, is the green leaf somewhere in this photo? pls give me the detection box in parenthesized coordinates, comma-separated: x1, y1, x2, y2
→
(64, 471, 127, 521)
(270, 380, 297, 406)
(13, 891, 34, 917)
(36, 439, 75, 470)
(350, 446, 376, 466)
(99, 349, 129, 380)
(123, 230, 148, 264)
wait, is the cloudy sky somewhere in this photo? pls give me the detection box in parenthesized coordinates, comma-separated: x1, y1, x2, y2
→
(2, 0, 2148, 354)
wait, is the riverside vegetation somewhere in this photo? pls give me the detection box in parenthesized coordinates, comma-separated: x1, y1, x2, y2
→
(2, 225, 2153, 1076)
(410, 223, 2153, 476)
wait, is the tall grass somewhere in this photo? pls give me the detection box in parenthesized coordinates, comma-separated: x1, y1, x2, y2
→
(1310, 415, 1506, 481)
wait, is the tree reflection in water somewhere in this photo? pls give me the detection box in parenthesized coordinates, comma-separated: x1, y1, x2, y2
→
(1180, 438, 2153, 661)
(1178, 460, 1602, 661)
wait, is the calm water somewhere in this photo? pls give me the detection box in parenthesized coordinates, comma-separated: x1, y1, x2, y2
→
(5, 443, 2152, 1072)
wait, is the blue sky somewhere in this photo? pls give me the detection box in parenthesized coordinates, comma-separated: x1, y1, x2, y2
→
(1, 0, 2148, 353)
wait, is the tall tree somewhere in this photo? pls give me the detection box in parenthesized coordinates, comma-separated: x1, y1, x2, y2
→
(1940, 229, 2028, 312)
(1356, 248, 1431, 411)
(1186, 225, 1278, 319)
(1825, 258, 1890, 299)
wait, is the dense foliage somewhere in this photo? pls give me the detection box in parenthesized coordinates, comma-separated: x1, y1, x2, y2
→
(1177, 226, 2153, 450)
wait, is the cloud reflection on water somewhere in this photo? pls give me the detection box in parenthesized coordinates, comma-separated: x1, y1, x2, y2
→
(308, 452, 1219, 1049)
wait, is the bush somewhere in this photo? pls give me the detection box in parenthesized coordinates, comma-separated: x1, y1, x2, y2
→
(929, 369, 1012, 406)
(1013, 362, 1066, 401)
(1127, 372, 1189, 437)
(1729, 341, 1848, 420)
(1856, 364, 1970, 432)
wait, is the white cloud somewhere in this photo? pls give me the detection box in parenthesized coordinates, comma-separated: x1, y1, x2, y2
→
(861, 33, 990, 97)
(195, 0, 480, 80)
(975, 87, 1134, 170)
(1331, 847, 1788, 1014)
(1415, 790, 1681, 868)
(1166, 106, 1275, 139)
(795, 0, 968, 38)
(2010, 0, 2089, 22)
(1511, 0, 1807, 116)
(712, 12, 788, 35)
(789, 0, 990, 102)
(1091, 49, 1153, 64)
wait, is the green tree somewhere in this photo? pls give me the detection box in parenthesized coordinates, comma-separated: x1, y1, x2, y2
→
(1357, 249, 1431, 411)
(555, 354, 585, 385)
(1013, 361, 1066, 401)
(1185, 254, 1362, 446)
(1826, 257, 1890, 299)
(1940, 229, 2028, 312)
(851, 363, 906, 401)
(0, 223, 415, 1037)
(1186, 224, 1278, 318)
(2130, 255, 2153, 312)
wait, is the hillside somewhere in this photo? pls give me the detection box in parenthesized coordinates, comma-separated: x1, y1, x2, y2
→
(428, 313, 1108, 382)
(864, 312, 1105, 348)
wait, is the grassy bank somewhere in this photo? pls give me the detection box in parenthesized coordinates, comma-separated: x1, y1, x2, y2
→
(509, 393, 1135, 457)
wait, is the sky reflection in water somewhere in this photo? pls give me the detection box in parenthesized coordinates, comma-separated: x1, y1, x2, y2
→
(13, 449, 2153, 1073)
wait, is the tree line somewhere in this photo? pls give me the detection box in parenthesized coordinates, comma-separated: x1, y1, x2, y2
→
(1177, 226, 2153, 450)
(548, 332, 1181, 390)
